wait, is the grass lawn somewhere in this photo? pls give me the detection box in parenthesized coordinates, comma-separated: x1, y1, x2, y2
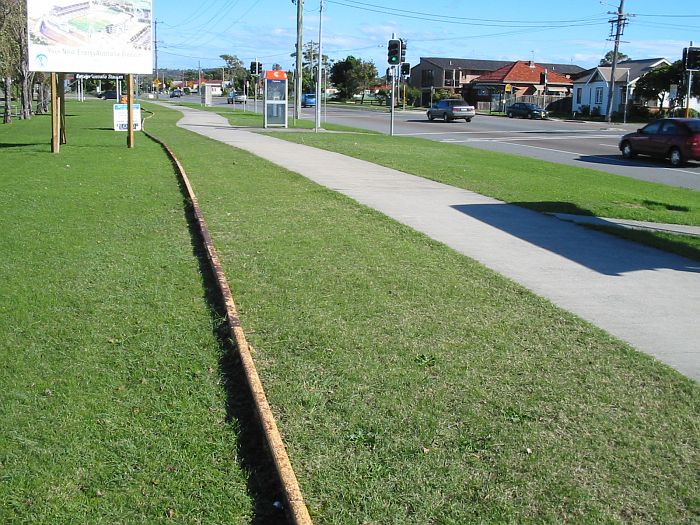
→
(0, 104, 279, 523)
(162, 100, 372, 134)
(265, 130, 700, 261)
(141, 102, 700, 524)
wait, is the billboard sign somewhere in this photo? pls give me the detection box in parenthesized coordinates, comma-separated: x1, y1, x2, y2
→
(27, 0, 153, 74)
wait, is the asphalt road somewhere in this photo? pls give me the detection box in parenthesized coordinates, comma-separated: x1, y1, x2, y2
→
(171, 95, 700, 191)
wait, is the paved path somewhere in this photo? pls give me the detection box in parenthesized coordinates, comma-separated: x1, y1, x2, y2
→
(167, 105, 700, 381)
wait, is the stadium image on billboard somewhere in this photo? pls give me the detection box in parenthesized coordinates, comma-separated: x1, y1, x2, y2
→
(27, 0, 153, 74)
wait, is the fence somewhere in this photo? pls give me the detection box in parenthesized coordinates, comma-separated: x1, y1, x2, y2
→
(478, 94, 571, 114)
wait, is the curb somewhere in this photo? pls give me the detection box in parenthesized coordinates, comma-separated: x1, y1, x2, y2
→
(142, 126, 313, 525)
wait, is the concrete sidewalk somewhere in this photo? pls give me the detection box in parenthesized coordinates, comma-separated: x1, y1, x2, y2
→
(167, 105, 700, 381)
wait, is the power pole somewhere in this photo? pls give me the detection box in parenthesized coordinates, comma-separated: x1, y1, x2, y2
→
(154, 20, 160, 99)
(314, 0, 324, 132)
(294, 0, 304, 120)
(605, 0, 628, 123)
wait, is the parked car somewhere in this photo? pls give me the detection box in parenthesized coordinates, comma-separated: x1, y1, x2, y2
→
(227, 91, 247, 103)
(99, 90, 117, 100)
(426, 99, 475, 122)
(170, 89, 183, 98)
(619, 118, 700, 167)
(301, 93, 316, 107)
(506, 102, 548, 119)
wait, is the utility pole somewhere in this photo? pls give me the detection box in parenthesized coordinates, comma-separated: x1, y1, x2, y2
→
(605, 0, 628, 123)
(314, 0, 324, 132)
(294, 0, 304, 120)
(154, 20, 160, 99)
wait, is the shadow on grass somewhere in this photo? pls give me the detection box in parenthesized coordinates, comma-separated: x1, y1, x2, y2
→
(0, 142, 46, 148)
(174, 175, 290, 524)
(451, 201, 700, 275)
(577, 153, 700, 170)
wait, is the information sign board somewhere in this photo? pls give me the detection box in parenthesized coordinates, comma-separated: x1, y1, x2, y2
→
(113, 103, 141, 131)
(27, 0, 153, 73)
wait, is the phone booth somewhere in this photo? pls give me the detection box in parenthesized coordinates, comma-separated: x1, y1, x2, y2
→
(263, 70, 288, 128)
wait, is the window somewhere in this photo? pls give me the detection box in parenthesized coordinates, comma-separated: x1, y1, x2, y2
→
(595, 87, 603, 104)
(660, 121, 682, 135)
(642, 121, 662, 134)
(576, 88, 582, 104)
(421, 69, 434, 88)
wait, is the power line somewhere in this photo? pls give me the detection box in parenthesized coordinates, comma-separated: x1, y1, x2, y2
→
(327, 0, 609, 27)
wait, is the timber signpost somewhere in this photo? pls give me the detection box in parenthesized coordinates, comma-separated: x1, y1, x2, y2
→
(26, 0, 154, 152)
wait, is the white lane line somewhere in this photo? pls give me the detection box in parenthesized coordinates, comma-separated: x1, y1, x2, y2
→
(394, 129, 624, 137)
(443, 134, 619, 144)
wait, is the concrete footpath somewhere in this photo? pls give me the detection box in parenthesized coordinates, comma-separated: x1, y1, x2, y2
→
(168, 105, 700, 381)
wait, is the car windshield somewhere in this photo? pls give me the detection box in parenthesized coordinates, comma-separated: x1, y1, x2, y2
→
(446, 100, 465, 106)
(525, 104, 542, 110)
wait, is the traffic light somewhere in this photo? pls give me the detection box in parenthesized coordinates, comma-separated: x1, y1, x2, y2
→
(400, 39, 406, 63)
(400, 62, 410, 76)
(250, 61, 262, 74)
(540, 69, 548, 84)
(387, 39, 400, 65)
(684, 47, 700, 71)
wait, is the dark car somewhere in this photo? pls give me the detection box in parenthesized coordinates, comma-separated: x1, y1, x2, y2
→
(506, 102, 548, 119)
(99, 90, 117, 100)
(619, 118, 700, 167)
(170, 89, 183, 98)
(426, 99, 476, 122)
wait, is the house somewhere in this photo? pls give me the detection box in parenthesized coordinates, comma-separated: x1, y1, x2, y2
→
(410, 57, 584, 104)
(571, 58, 670, 117)
(470, 60, 574, 98)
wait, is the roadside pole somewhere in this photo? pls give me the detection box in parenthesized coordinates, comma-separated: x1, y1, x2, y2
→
(686, 71, 694, 118)
(390, 66, 395, 136)
(127, 74, 134, 148)
(51, 72, 59, 153)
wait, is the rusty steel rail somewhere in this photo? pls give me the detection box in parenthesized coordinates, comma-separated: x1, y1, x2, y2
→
(143, 127, 313, 525)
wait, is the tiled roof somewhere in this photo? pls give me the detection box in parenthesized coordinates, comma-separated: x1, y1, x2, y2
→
(420, 57, 585, 75)
(473, 61, 573, 85)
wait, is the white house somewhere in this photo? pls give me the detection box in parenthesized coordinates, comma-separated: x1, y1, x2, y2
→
(572, 58, 670, 117)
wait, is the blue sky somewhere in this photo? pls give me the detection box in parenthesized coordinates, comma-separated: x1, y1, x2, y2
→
(155, 0, 699, 72)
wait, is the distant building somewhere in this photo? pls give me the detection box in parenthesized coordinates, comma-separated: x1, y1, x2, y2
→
(410, 57, 584, 105)
(570, 58, 685, 117)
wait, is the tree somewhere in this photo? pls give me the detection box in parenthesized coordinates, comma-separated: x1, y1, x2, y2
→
(600, 50, 630, 65)
(0, 0, 22, 123)
(291, 41, 330, 93)
(330, 56, 377, 100)
(634, 60, 700, 110)
(219, 54, 247, 90)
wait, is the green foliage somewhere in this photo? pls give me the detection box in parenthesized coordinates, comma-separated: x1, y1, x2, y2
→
(635, 60, 700, 108)
(600, 50, 630, 65)
(329, 55, 378, 100)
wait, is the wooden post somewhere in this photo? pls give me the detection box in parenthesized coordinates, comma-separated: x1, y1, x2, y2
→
(59, 73, 66, 144)
(127, 74, 134, 148)
(51, 72, 59, 153)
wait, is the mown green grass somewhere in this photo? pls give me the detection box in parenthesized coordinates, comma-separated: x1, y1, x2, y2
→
(142, 102, 700, 524)
(0, 104, 259, 523)
(267, 130, 700, 261)
(163, 100, 375, 133)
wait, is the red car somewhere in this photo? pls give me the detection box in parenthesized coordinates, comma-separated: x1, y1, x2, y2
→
(619, 118, 700, 167)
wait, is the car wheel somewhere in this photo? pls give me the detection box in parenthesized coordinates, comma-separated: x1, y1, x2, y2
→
(620, 141, 636, 159)
(428, 113, 435, 121)
(527, 113, 533, 119)
(507, 112, 514, 118)
(443, 113, 450, 122)
(669, 147, 685, 167)
(465, 118, 471, 123)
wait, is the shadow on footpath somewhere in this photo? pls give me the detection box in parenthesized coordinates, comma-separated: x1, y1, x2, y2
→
(175, 174, 291, 524)
(451, 201, 700, 276)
